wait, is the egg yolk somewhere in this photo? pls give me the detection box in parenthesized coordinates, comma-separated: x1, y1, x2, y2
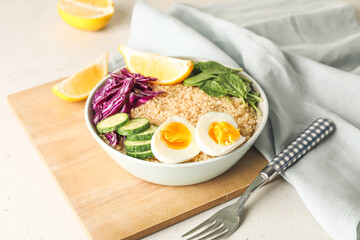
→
(208, 121, 240, 145)
(160, 122, 192, 150)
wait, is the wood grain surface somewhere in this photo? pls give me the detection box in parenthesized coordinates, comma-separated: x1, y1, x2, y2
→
(8, 81, 268, 240)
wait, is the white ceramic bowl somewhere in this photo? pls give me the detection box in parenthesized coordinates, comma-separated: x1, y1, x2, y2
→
(84, 59, 269, 186)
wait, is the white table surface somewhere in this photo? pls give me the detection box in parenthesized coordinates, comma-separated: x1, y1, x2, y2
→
(1, 0, 359, 239)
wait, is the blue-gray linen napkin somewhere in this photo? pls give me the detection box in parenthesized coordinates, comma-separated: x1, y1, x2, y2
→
(109, 0, 360, 239)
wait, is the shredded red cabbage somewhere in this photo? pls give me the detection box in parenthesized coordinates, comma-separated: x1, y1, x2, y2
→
(92, 68, 165, 144)
(105, 131, 118, 146)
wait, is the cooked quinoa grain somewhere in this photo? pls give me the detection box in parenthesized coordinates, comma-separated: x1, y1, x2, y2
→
(129, 83, 258, 162)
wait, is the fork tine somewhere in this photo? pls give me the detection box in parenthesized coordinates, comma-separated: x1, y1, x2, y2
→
(182, 218, 215, 237)
(210, 228, 236, 240)
(185, 222, 222, 240)
(197, 227, 228, 240)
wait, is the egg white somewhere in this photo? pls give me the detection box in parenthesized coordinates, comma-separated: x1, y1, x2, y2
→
(151, 116, 200, 163)
(195, 112, 246, 156)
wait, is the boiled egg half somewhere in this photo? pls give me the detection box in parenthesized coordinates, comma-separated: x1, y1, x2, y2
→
(195, 112, 246, 156)
(151, 116, 200, 163)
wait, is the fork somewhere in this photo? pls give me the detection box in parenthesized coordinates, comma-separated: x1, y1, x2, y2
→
(182, 118, 335, 240)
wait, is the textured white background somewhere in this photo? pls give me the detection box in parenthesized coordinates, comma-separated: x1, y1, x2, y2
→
(0, 0, 359, 239)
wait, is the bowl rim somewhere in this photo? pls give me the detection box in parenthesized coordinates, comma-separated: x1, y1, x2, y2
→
(84, 58, 269, 169)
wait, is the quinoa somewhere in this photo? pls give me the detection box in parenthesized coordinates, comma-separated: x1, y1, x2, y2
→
(128, 83, 258, 163)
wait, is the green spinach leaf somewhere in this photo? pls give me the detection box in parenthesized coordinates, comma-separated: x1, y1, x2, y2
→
(197, 61, 242, 74)
(245, 91, 262, 116)
(239, 75, 252, 83)
(244, 81, 252, 93)
(199, 79, 228, 98)
(218, 73, 247, 97)
(183, 72, 215, 86)
(190, 62, 201, 76)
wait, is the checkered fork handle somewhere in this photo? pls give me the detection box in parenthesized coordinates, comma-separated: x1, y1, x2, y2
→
(268, 118, 335, 174)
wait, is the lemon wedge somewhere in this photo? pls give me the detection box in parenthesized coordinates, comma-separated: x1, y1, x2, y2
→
(57, 0, 114, 31)
(52, 52, 108, 102)
(118, 45, 193, 85)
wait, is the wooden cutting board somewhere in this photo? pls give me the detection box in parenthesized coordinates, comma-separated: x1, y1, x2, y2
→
(8, 80, 268, 240)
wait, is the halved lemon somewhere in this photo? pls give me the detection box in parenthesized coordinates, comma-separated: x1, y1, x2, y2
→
(118, 45, 193, 85)
(57, 0, 114, 31)
(52, 52, 108, 102)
